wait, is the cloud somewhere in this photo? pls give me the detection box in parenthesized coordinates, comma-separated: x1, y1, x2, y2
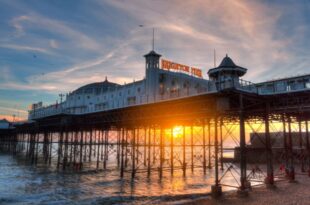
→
(2, 0, 306, 93)
(49, 39, 59, 49)
(10, 14, 100, 51)
(103, 0, 305, 82)
(0, 43, 53, 54)
(1, 0, 309, 115)
(10, 15, 30, 36)
(0, 66, 14, 82)
(0, 106, 28, 114)
(0, 105, 28, 121)
(0, 114, 25, 122)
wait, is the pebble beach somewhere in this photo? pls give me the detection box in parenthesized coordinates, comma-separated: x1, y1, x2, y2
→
(173, 173, 310, 205)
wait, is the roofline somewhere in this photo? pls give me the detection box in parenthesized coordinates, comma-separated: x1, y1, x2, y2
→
(255, 73, 310, 85)
(208, 65, 247, 73)
(144, 50, 162, 57)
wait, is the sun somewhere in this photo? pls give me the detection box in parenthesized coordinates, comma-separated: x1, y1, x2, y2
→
(172, 126, 183, 138)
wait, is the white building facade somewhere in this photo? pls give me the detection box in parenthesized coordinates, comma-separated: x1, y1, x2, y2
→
(28, 50, 310, 120)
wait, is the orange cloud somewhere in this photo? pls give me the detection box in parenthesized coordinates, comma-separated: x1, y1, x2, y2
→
(0, 114, 26, 122)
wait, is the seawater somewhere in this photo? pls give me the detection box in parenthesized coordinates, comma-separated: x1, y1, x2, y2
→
(0, 151, 261, 205)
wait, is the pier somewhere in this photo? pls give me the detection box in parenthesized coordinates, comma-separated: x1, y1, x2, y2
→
(1, 86, 310, 197)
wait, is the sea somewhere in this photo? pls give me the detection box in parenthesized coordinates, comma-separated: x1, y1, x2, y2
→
(0, 149, 259, 205)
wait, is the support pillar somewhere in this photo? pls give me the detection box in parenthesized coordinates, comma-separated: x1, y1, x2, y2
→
(182, 126, 186, 176)
(282, 115, 289, 171)
(220, 118, 224, 171)
(202, 120, 207, 174)
(116, 130, 120, 167)
(207, 120, 212, 169)
(159, 127, 163, 179)
(63, 130, 69, 170)
(211, 117, 222, 198)
(264, 103, 275, 187)
(238, 94, 249, 196)
(287, 117, 295, 182)
(96, 130, 100, 170)
(89, 129, 93, 162)
(191, 125, 194, 172)
(49, 133, 52, 165)
(170, 127, 174, 175)
(79, 130, 84, 170)
(57, 131, 64, 170)
(298, 120, 305, 172)
(120, 128, 125, 178)
(131, 129, 136, 178)
(305, 120, 310, 176)
(144, 128, 147, 167)
(147, 127, 151, 176)
(103, 130, 108, 170)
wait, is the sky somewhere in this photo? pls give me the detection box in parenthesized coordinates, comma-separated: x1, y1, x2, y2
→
(0, 0, 309, 121)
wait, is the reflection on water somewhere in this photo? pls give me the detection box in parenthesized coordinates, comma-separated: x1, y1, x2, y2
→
(0, 153, 263, 204)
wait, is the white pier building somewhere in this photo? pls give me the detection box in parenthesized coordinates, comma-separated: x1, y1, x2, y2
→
(28, 50, 310, 120)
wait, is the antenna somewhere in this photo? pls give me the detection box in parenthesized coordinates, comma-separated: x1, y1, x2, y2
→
(214, 49, 216, 67)
(152, 27, 155, 51)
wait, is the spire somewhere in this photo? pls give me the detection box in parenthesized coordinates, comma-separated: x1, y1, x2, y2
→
(218, 54, 237, 68)
(152, 28, 155, 51)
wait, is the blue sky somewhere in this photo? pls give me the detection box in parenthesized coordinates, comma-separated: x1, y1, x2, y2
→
(0, 0, 309, 120)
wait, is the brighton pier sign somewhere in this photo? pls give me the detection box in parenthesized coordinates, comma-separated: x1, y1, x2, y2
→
(161, 59, 202, 78)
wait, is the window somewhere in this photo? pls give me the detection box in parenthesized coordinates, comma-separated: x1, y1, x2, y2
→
(287, 81, 294, 91)
(137, 87, 141, 92)
(85, 88, 93, 93)
(195, 83, 201, 93)
(303, 79, 310, 88)
(95, 88, 101, 95)
(159, 74, 165, 83)
(183, 81, 189, 88)
(266, 84, 274, 92)
(127, 96, 136, 105)
(159, 83, 164, 95)
(171, 79, 176, 86)
(275, 81, 285, 92)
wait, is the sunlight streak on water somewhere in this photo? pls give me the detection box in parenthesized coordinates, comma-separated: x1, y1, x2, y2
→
(0, 153, 249, 204)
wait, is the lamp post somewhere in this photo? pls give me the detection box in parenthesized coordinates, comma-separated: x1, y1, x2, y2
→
(59, 93, 65, 112)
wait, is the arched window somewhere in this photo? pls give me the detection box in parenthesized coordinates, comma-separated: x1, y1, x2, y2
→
(171, 79, 176, 86)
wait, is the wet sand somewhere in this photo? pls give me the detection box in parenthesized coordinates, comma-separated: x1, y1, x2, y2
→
(171, 174, 310, 205)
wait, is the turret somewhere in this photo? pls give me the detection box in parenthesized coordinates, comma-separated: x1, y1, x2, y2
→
(144, 50, 161, 102)
(208, 55, 247, 89)
(144, 50, 161, 70)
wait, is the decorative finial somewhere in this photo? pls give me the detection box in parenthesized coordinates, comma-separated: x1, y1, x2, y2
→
(105, 76, 108, 81)
(226, 54, 228, 57)
(152, 27, 155, 51)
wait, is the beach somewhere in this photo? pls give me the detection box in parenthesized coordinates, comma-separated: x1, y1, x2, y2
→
(175, 174, 310, 205)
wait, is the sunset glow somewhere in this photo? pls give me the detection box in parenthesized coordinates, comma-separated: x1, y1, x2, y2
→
(172, 126, 183, 138)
